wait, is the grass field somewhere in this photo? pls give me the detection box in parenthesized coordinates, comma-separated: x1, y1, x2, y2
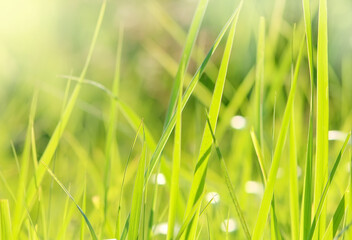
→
(1, 0, 352, 239)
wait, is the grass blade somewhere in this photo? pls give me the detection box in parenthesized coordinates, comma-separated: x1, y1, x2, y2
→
(254, 16, 265, 154)
(289, 66, 299, 240)
(182, 2, 242, 238)
(0, 199, 13, 240)
(300, 0, 315, 234)
(314, 0, 329, 236)
(163, 0, 209, 128)
(252, 37, 305, 239)
(167, 0, 209, 237)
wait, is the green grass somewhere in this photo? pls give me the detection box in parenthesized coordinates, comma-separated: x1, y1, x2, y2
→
(1, 0, 352, 239)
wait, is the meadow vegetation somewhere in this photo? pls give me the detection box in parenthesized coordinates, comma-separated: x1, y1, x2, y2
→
(1, 0, 352, 239)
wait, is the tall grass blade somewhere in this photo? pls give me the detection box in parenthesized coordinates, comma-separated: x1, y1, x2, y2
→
(167, 0, 209, 237)
(289, 67, 299, 240)
(182, 2, 242, 238)
(299, 0, 315, 229)
(314, 0, 329, 236)
(0, 199, 13, 240)
(254, 16, 265, 153)
(252, 38, 305, 239)
(163, 0, 208, 128)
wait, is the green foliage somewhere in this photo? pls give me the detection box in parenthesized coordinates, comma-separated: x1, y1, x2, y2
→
(1, 0, 352, 239)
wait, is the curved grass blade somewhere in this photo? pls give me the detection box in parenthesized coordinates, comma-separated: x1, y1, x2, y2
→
(40, 162, 98, 240)
(308, 133, 351, 240)
(182, 3, 242, 238)
(21, 1, 107, 235)
(252, 37, 305, 239)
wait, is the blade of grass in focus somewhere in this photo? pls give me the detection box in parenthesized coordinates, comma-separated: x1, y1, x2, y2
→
(289, 80, 299, 240)
(20, 1, 107, 236)
(163, 0, 208, 128)
(314, 0, 329, 237)
(167, 0, 209, 238)
(300, 0, 315, 238)
(252, 37, 304, 239)
(308, 133, 351, 239)
(182, 2, 242, 238)
(0, 199, 13, 240)
(254, 16, 265, 155)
